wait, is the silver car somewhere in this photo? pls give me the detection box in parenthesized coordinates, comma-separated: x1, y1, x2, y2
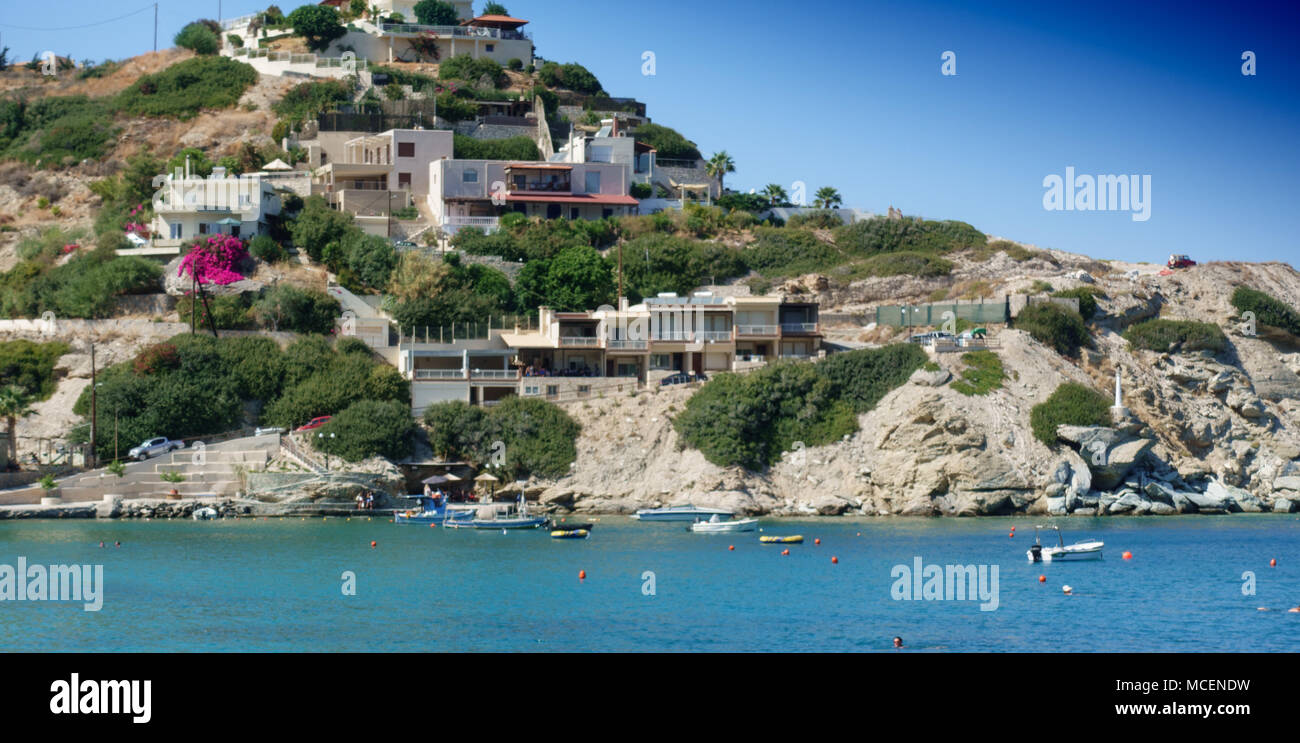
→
(128, 437, 184, 461)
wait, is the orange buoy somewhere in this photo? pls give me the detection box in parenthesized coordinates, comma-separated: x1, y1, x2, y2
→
(1122, 551, 1133, 560)
(1270, 558, 1277, 567)
(781, 549, 790, 556)
(370, 541, 377, 548)
(814, 538, 821, 545)
(1009, 532, 1014, 538)
(579, 570, 586, 580)
(728, 545, 735, 551)
(831, 556, 838, 564)
(1039, 575, 1046, 583)
(429, 523, 436, 528)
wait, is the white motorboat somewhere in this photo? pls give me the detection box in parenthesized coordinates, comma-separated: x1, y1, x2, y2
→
(192, 506, 219, 521)
(631, 505, 734, 522)
(690, 515, 758, 533)
(1027, 525, 1104, 562)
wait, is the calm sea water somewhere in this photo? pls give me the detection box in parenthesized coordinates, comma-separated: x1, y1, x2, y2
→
(1, 515, 1297, 652)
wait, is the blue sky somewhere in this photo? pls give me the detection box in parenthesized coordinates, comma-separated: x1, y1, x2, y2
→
(3, 0, 1298, 265)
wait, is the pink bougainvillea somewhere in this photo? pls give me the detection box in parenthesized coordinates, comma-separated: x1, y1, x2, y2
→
(177, 235, 248, 285)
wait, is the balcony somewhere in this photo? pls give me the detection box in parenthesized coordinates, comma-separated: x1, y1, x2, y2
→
(697, 330, 733, 343)
(470, 369, 519, 380)
(378, 23, 531, 41)
(607, 339, 648, 351)
(558, 337, 600, 348)
(781, 322, 820, 334)
(736, 324, 778, 337)
(508, 180, 572, 194)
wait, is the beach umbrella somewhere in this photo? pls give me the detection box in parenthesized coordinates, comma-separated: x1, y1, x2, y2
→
(262, 158, 293, 171)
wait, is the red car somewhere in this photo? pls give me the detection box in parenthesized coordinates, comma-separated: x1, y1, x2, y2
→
(1167, 254, 1197, 269)
(296, 416, 332, 432)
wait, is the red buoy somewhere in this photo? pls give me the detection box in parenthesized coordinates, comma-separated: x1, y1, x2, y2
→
(728, 545, 735, 551)
(1122, 551, 1133, 560)
(579, 570, 586, 580)
(1270, 558, 1277, 567)
(814, 538, 821, 545)
(781, 549, 790, 556)
(370, 541, 377, 549)
(1039, 575, 1046, 583)
(831, 556, 838, 564)
(1009, 532, 1014, 538)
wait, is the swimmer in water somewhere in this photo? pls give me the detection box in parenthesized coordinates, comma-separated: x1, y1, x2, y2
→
(893, 636, 904, 649)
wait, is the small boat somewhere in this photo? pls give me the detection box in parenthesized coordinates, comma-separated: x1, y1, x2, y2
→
(551, 529, 590, 539)
(441, 500, 548, 530)
(631, 505, 734, 522)
(690, 515, 758, 533)
(394, 495, 451, 525)
(192, 506, 218, 521)
(760, 535, 803, 544)
(1027, 525, 1104, 562)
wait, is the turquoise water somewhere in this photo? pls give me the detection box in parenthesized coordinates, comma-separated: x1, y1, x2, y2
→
(1, 515, 1297, 652)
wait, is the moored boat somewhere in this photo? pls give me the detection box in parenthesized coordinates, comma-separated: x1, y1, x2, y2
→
(631, 505, 733, 522)
(441, 500, 548, 530)
(759, 535, 804, 544)
(690, 516, 758, 533)
(394, 495, 451, 525)
(1027, 525, 1104, 562)
(550, 529, 590, 539)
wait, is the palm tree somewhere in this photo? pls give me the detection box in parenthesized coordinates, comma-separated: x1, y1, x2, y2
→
(0, 385, 34, 467)
(813, 186, 843, 209)
(705, 151, 736, 195)
(761, 183, 787, 206)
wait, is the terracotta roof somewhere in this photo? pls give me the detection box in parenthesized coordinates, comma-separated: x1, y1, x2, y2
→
(505, 163, 572, 170)
(507, 193, 639, 206)
(461, 14, 529, 27)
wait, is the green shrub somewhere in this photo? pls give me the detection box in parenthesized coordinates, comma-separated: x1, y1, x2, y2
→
(452, 134, 539, 160)
(249, 235, 287, 263)
(176, 293, 256, 331)
(506, 58, 523, 71)
(423, 397, 579, 478)
(537, 61, 602, 94)
(1123, 319, 1227, 354)
(631, 123, 701, 161)
(1231, 285, 1300, 336)
(272, 79, 353, 125)
(175, 22, 220, 55)
(413, 0, 459, 25)
(834, 216, 985, 256)
(439, 55, 506, 88)
(851, 251, 954, 279)
(0, 340, 69, 399)
(786, 210, 843, 229)
(1030, 382, 1112, 446)
(287, 5, 346, 51)
(630, 182, 653, 199)
(115, 56, 259, 119)
(744, 227, 839, 277)
(1014, 302, 1090, 357)
(950, 351, 1005, 396)
(251, 284, 341, 334)
(317, 399, 414, 462)
(675, 344, 925, 470)
(1052, 286, 1105, 320)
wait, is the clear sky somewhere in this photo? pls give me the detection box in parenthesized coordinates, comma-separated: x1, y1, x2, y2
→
(3, 0, 1298, 265)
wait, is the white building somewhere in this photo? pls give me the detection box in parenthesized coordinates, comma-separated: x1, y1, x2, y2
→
(148, 167, 286, 252)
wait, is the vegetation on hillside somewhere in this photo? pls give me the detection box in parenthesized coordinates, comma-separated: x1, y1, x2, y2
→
(424, 398, 581, 478)
(674, 344, 926, 470)
(1030, 382, 1112, 446)
(1013, 302, 1090, 357)
(950, 351, 1005, 396)
(1231, 285, 1300, 336)
(0, 340, 69, 400)
(1123, 319, 1228, 354)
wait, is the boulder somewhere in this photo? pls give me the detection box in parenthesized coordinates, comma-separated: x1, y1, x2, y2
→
(1090, 438, 1154, 490)
(1272, 498, 1298, 513)
(1107, 491, 1146, 514)
(1046, 496, 1068, 515)
(1226, 388, 1267, 419)
(909, 368, 952, 387)
(1272, 475, 1300, 493)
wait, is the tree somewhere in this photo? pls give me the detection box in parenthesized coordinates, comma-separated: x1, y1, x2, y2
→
(289, 196, 356, 261)
(0, 385, 34, 466)
(705, 151, 736, 194)
(287, 5, 346, 52)
(761, 183, 787, 206)
(413, 0, 459, 25)
(813, 186, 843, 209)
(545, 246, 614, 311)
(483, 2, 510, 15)
(175, 23, 220, 55)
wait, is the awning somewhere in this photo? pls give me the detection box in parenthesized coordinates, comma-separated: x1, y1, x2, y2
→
(421, 475, 451, 486)
(506, 193, 639, 206)
(261, 158, 293, 171)
(475, 473, 500, 483)
(215, 218, 242, 226)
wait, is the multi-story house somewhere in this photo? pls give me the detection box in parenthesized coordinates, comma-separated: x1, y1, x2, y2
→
(428, 158, 639, 235)
(310, 128, 455, 234)
(148, 166, 286, 251)
(551, 118, 657, 186)
(371, 292, 822, 414)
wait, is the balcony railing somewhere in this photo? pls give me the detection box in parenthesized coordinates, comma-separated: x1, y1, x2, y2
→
(414, 369, 464, 380)
(559, 337, 600, 347)
(781, 322, 819, 334)
(736, 324, 778, 336)
(470, 369, 518, 380)
(508, 181, 571, 193)
(651, 331, 695, 342)
(697, 331, 733, 343)
(379, 23, 530, 41)
(607, 339, 648, 351)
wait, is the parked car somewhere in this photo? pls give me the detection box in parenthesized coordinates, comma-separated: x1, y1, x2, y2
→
(1167, 254, 1197, 269)
(296, 416, 332, 432)
(659, 372, 708, 387)
(128, 437, 184, 461)
(254, 426, 286, 437)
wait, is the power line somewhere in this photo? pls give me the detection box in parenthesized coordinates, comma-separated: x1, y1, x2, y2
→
(0, 4, 156, 31)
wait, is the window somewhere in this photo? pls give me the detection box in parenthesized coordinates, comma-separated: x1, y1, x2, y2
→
(570, 208, 580, 220)
(602, 208, 613, 219)
(397, 142, 415, 157)
(398, 172, 411, 188)
(463, 169, 478, 183)
(584, 171, 601, 193)
(650, 354, 672, 370)
(170, 224, 183, 240)
(199, 223, 209, 234)
(546, 385, 558, 397)
(546, 204, 562, 219)
(320, 152, 328, 165)
(486, 44, 495, 52)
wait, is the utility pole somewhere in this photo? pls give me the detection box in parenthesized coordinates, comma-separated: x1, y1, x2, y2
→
(89, 343, 97, 470)
(154, 4, 158, 53)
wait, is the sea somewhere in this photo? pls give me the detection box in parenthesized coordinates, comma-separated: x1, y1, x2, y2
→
(1, 515, 1297, 652)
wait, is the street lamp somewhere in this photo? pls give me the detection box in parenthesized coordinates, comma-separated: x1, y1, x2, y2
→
(317, 432, 336, 470)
